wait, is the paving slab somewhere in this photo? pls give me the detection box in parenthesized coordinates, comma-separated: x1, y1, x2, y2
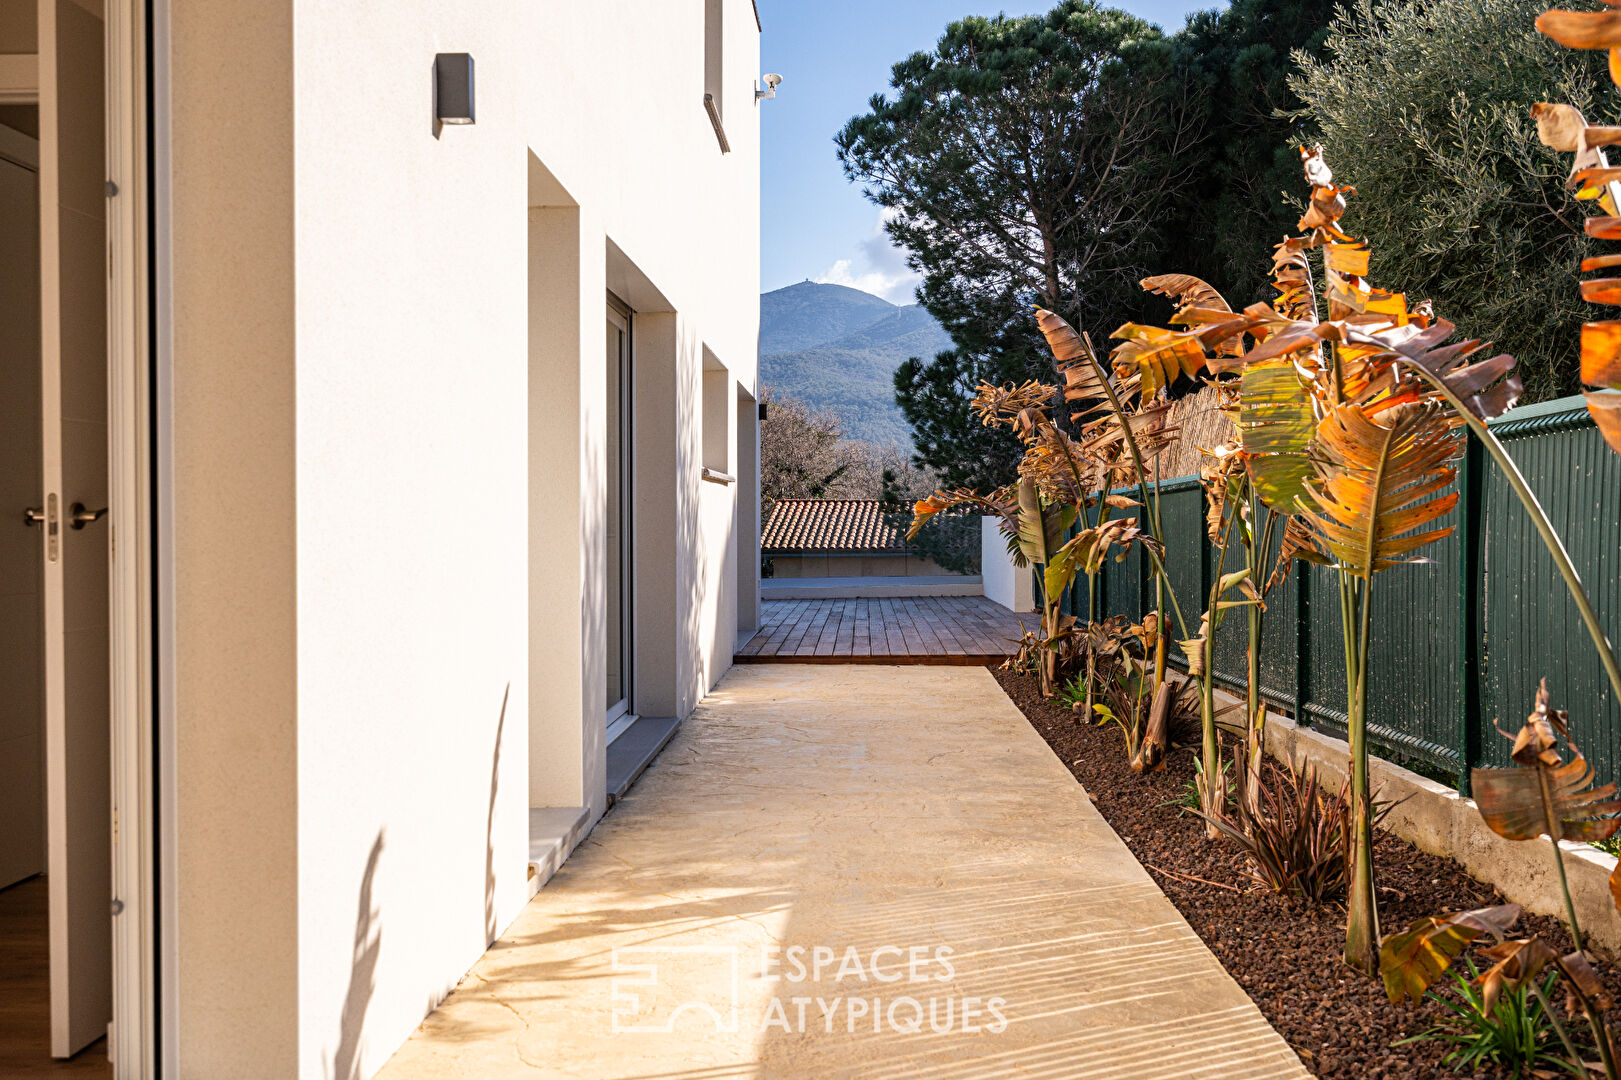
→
(375, 664, 1309, 1080)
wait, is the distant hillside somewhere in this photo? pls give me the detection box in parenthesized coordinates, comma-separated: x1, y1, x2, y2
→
(759, 282, 952, 446)
(760, 281, 896, 354)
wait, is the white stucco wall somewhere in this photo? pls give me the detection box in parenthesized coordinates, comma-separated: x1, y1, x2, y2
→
(983, 516, 1037, 612)
(163, 1, 760, 1076)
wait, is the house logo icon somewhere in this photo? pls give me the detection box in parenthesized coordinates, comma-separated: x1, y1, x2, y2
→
(610, 945, 742, 1033)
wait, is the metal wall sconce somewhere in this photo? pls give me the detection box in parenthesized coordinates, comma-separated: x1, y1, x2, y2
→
(435, 53, 475, 125)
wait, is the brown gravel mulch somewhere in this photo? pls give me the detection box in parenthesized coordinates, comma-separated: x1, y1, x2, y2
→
(993, 665, 1619, 1080)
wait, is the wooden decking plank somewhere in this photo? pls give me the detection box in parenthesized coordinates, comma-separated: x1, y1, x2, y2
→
(963, 600, 1016, 655)
(957, 596, 1024, 654)
(742, 599, 797, 655)
(892, 599, 928, 655)
(814, 600, 847, 655)
(770, 603, 809, 652)
(931, 596, 984, 654)
(764, 600, 806, 653)
(806, 600, 840, 655)
(787, 600, 831, 655)
(834, 599, 857, 655)
(943, 596, 997, 655)
(739, 596, 1035, 663)
(852, 598, 872, 657)
(907, 597, 951, 655)
(876, 597, 906, 656)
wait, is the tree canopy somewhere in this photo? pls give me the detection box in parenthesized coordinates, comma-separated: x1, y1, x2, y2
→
(838, 3, 1196, 363)
(1172, 0, 1339, 304)
(840, 0, 1339, 490)
(837, 0, 1607, 486)
(1292, 0, 1614, 401)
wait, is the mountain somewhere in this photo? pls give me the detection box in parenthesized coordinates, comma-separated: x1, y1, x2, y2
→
(760, 281, 896, 354)
(759, 282, 952, 446)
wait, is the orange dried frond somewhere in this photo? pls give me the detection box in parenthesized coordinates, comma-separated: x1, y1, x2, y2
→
(1581, 321, 1621, 387)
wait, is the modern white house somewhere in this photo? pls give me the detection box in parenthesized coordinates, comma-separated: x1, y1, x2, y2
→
(0, 1, 763, 1077)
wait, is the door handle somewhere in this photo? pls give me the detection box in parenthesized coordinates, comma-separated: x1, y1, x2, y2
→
(70, 502, 107, 530)
(23, 506, 44, 527)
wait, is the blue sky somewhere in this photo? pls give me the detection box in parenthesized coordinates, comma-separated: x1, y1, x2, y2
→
(758, 0, 1216, 303)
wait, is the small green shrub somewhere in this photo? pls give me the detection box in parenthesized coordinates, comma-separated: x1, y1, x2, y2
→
(1395, 961, 1574, 1079)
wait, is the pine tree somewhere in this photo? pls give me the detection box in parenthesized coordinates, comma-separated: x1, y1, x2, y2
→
(838, 0, 1200, 488)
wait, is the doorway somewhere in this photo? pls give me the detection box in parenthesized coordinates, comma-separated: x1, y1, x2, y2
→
(605, 297, 636, 743)
(0, 0, 153, 1076)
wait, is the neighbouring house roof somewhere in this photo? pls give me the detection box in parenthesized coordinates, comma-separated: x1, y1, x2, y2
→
(760, 499, 910, 555)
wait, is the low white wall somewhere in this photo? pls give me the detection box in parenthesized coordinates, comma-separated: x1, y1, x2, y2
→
(981, 517, 1035, 612)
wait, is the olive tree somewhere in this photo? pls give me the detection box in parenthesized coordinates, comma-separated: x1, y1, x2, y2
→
(1292, 0, 1614, 400)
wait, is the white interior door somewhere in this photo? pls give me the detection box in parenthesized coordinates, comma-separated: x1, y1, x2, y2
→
(0, 135, 44, 892)
(39, 0, 112, 1058)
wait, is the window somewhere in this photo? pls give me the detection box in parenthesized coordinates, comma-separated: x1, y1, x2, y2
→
(702, 366, 729, 475)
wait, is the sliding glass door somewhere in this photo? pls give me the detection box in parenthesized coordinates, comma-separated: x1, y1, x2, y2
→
(605, 299, 634, 739)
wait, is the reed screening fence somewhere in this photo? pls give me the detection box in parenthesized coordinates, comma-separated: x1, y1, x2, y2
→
(1091, 394, 1621, 793)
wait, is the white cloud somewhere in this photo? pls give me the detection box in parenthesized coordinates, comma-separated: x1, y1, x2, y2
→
(813, 209, 921, 304)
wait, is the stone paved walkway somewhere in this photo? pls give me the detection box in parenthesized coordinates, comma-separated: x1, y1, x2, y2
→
(375, 665, 1309, 1080)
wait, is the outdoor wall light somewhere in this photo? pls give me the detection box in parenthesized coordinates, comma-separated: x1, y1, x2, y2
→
(755, 73, 783, 102)
(435, 53, 476, 125)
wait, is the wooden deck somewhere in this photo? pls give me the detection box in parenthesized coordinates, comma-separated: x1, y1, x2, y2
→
(735, 596, 1033, 665)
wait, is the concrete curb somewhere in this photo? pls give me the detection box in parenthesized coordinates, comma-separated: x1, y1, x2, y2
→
(1226, 686, 1621, 957)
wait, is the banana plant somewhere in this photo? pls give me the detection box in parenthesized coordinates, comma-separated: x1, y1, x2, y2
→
(1140, 146, 1465, 974)
(1473, 680, 1621, 954)
(1141, 280, 1289, 820)
(1535, 6, 1621, 454)
(1179, 465, 1260, 837)
(1306, 397, 1464, 972)
(1120, 258, 1325, 826)
(1035, 308, 1218, 680)
(909, 382, 1151, 696)
(1198, 432, 1296, 824)
(1382, 682, 1621, 1080)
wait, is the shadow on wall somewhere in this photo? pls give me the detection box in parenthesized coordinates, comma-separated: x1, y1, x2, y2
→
(326, 829, 385, 1080)
(485, 683, 510, 947)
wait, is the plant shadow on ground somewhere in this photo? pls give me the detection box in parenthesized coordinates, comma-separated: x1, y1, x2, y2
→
(993, 665, 1621, 1080)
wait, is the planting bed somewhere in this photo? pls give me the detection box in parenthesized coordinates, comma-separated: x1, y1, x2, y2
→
(995, 666, 1620, 1080)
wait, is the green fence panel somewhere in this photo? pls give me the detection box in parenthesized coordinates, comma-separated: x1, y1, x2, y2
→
(1300, 560, 1347, 730)
(1378, 522, 1465, 771)
(1158, 479, 1205, 643)
(1102, 503, 1146, 624)
(1258, 519, 1302, 708)
(1477, 401, 1621, 785)
(1313, 512, 1464, 772)
(1211, 547, 1250, 695)
(1086, 394, 1619, 784)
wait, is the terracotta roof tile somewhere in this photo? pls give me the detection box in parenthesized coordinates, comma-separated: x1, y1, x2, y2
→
(760, 499, 908, 554)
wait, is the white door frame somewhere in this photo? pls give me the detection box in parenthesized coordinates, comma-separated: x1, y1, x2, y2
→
(105, 0, 155, 1075)
(605, 296, 637, 743)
